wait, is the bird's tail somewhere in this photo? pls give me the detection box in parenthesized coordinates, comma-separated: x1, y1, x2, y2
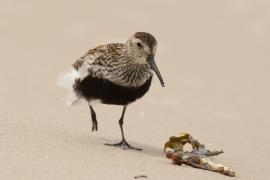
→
(57, 68, 81, 105)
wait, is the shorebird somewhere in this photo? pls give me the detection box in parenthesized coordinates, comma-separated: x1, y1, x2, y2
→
(58, 32, 165, 150)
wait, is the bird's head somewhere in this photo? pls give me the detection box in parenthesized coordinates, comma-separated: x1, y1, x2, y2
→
(125, 32, 165, 87)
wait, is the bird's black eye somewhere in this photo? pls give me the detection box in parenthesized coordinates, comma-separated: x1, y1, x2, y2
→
(137, 42, 142, 48)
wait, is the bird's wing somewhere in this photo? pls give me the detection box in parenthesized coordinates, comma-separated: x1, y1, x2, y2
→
(73, 43, 124, 80)
(73, 45, 107, 70)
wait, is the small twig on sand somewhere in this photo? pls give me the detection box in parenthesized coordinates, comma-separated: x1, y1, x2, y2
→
(134, 175, 148, 179)
(164, 133, 235, 177)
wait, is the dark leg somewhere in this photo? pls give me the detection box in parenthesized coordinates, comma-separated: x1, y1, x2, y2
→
(88, 102, 98, 132)
(105, 106, 142, 151)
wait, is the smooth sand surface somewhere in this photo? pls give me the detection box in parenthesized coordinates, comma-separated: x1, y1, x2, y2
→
(1, 0, 270, 179)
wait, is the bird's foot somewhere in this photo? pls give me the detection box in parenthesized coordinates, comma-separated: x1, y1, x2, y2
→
(105, 139, 142, 151)
(91, 120, 98, 132)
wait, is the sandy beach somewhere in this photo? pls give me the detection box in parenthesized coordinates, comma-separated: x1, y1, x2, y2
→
(1, 0, 270, 179)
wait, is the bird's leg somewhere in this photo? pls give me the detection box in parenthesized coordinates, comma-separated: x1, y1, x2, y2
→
(88, 103, 98, 132)
(105, 106, 142, 151)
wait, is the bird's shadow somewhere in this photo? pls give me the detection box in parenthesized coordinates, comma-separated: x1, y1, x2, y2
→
(53, 130, 164, 158)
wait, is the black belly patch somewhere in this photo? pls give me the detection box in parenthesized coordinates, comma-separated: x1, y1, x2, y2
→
(74, 76, 152, 105)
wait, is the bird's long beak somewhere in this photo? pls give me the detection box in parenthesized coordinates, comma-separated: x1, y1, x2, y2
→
(147, 54, 165, 87)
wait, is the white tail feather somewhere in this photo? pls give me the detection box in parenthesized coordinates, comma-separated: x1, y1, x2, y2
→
(57, 68, 81, 105)
(57, 69, 79, 90)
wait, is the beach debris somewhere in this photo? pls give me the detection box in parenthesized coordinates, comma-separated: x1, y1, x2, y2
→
(164, 133, 235, 177)
(134, 175, 148, 179)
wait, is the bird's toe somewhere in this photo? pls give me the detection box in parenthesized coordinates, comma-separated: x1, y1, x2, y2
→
(105, 140, 142, 151)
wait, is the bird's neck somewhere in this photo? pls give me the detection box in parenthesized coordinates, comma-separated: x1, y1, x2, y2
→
(111, 53, 152, 87)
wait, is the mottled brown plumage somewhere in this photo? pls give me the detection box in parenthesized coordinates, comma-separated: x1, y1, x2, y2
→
(72, 32, 161, 88)
(59, 32, 164, 150)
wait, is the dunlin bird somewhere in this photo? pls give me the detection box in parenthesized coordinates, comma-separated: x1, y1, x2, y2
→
(58, 32, 164, 150)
